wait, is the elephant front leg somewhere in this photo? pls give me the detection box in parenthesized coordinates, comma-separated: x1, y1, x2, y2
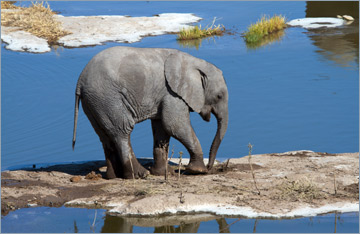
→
(150, 119, 170, 176)
(182, 131, 208, 174)
(161, 97, 207, 174)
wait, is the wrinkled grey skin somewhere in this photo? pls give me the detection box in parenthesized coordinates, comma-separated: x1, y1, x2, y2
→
(73, 46, 228, 179)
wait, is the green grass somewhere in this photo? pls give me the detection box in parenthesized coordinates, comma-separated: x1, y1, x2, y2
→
(244, 15, 286, 43)
(177, 18, 225, 40)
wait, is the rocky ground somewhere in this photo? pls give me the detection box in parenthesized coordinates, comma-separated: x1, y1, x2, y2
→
(2, 151, 358, 218)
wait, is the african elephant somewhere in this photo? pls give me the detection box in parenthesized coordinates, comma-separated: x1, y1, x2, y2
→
(72, 46, 228, 179)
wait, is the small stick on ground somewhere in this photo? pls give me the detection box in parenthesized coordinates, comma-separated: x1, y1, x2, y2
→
(334, 173, 337, 195)
(129, 157, 135, 187)
(178, 190, 185, 204)
(169, 146, 175, 161)
(224, 159, 230, 171)
(177, 151, 184, 203)
(178, 151, 183, 180)
(248, 143, 261, 195)
(165, 145, 175, 181)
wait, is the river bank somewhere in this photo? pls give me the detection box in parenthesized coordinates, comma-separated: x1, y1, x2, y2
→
(1, 7, 201, 53)
(2, 150, 358, 218)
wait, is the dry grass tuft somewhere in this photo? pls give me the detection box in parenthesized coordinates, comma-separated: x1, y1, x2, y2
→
(1, 1, 19, 9)
(244, 15, 286, 43)
(277, 177, 325, 202)
(177, 17, 225, 40)
(1, 1, 70, 44)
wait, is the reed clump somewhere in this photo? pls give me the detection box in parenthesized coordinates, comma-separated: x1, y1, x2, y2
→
(1, 1, 70, 44)
(244, 15, 286, 43)
(1, 1, 19, 9)
(177, 17, 225, 40)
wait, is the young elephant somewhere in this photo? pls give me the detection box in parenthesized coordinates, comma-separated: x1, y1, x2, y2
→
(72, 46, 228, 179)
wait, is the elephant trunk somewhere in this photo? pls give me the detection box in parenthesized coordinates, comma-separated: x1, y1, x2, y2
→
(207, 106, 228, 170)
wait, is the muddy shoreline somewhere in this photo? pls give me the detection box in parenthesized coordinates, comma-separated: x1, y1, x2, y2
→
(2, 151, 358, 218)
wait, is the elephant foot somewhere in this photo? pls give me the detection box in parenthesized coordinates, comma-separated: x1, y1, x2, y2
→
(122, 159, 150, 179)
(149, 165, 166, 176)
(185, 160, 208, 174)
(106, 169, 117, 179)
(150, 164, 175, 176)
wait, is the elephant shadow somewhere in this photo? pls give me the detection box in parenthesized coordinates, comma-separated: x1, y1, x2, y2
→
(20, 159, 181, 177)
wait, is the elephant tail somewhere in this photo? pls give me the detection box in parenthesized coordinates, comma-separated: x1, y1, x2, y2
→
(72, 93, 80, 150)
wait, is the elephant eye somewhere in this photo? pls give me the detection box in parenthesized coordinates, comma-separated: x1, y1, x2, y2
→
(217, 94, 223, 100)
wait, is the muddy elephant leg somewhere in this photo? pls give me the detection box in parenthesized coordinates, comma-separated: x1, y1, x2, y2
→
(161, 97, 207, 174)
(149, 119, 170, 175)
(113, 134, 150, 179)
(175, 125, 207, 174)
(82, 105, 121, 179)
(101, 141, 121, 179)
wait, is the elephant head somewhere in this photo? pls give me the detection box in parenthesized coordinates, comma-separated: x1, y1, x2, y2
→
(165, 52, 228, 170)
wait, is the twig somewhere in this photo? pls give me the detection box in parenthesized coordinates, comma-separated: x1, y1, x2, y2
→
(129, 157, 135, 187)
(165, 145, 175, 181)
(178, 151, 184, 203)
(334, 173, 337, 195)
(169, 146, 175, 161)
(178, 190, 185, 203)
(223, 159, 230, 171)
(178, 151, 183, 180)
(248, 143, 261, 195)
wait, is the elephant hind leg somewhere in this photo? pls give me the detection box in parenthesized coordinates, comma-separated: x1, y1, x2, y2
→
(102, 141, 121, 179)
(150, 119, 170, 176)
(81, 102, 121, 179)
(113, 134, 150, 179)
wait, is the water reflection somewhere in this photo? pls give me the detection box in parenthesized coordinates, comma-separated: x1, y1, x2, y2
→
(1, 206, 358, 233)
(305, 1, 359, 68)
(306, 1, 359, 18)
(176, 36, 219, 50)
(245, 29, 286, 50)
(305, 25, 359, 68)
(177, 38, 203, 50)
(98, 212, 356, 233)
(101, 214, 228, 233)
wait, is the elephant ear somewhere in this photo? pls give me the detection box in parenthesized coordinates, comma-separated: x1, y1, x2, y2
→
(164, 53, 206, 113)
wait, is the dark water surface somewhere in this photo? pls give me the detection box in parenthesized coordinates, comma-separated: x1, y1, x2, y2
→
(1, 207, 359, 233)
(1, 1, 359, 233)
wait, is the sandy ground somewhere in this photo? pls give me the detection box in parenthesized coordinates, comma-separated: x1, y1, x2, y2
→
(1, 10, 201, 53)
(2, 151, 358, 218)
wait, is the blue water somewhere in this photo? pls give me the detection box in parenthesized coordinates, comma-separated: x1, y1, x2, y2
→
(1, 207, 359, 233)
(2, 1, 358, 170)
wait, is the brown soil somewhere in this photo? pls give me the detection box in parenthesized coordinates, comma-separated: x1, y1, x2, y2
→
(1, 151, 358, 217)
